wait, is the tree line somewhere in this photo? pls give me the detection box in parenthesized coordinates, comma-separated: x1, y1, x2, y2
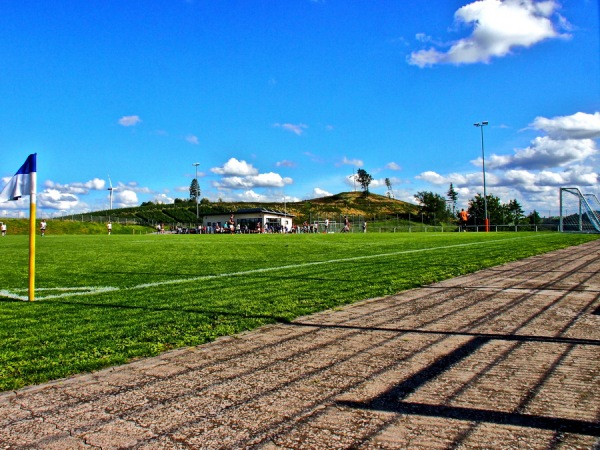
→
(416, 183, 541, 226)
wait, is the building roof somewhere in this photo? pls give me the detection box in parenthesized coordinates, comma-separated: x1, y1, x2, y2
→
(203, 208, 295, 217)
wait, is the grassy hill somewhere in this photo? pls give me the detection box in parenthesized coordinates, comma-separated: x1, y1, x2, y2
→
(92, 191, 420, 225)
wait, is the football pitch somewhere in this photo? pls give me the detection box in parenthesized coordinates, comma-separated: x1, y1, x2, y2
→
(0, 231, 597, 391)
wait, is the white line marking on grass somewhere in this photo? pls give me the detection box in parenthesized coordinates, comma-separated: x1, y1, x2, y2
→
(0, 286, 118, 302)
(2, 235, 543, 301)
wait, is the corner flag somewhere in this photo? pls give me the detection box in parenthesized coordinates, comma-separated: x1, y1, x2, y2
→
(0, 154, 37, 300)
(0, 154, 37, 202)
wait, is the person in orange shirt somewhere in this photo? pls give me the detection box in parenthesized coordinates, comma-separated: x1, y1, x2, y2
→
(459, 208, 469, 232)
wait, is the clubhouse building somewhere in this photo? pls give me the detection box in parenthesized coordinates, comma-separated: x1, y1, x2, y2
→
(202, 208, 294, 233)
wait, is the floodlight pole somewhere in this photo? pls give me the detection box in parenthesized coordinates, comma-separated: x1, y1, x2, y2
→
(192, 162, 200, 224)
(474, 121, 489, 232)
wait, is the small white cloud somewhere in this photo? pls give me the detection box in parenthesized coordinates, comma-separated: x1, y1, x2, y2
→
(186, 135, 200, 145)
(152, 193, 174, 204)
(114, 190, 138, 207)
(118, 115, 142, 127)
(416, 170, 448, 185)
(386, 162, 401, 171)
(276, 160, 296, 168)
(211, 158, 259, 176)
(312, 187, 332, 198)
(273, 123, 308, 135)
(339, 157, 363, 167)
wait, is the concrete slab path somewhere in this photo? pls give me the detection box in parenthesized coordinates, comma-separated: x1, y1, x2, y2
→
(1, 240, 599, 449)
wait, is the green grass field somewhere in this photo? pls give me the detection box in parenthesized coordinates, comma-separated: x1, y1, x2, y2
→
(0, 231, 597, 391)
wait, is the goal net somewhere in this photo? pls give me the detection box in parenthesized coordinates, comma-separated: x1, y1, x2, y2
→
(559, 187, 600, 233)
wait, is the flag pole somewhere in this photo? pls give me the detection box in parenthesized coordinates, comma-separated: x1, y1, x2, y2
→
(28, 170, 36, 301)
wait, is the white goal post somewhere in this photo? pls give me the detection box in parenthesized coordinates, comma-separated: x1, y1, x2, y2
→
(559, 187, 600, 233)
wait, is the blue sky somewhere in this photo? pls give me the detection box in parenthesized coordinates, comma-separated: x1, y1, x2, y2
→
(1, 0, 598, 218)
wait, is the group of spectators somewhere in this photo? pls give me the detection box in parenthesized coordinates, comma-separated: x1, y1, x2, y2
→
(156, 214, 369, 235)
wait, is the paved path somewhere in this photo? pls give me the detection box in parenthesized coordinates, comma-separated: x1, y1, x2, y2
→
(1, 240, 599, 449)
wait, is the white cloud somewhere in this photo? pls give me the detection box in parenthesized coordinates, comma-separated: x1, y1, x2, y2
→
(186, 135, 200, 145)
(211, 158, 258, 176)
(273, 123, 308, 135)
(339, 157, 364, 167)
(531, 112, 600, 139)
(216, 173, 293, 189)
(235, 190, 269, 202)
(44, 178, 106, 195)
(409, 0, 569, 67)
(152, 193, 174, 204)
(386, 162, 402, 171)
(118, 115, 142, 127)
(38, 189, 80, 210)
(415, 171, 449, 185)
(211, 158, 293, 190)
(114, 190, 138, 208)
(483, 136, 597, 170)
(216, 190, 301, 203)
(115, 181, 153, 194)
(276, 160, 296, 168)
(312, 188, 332, 198)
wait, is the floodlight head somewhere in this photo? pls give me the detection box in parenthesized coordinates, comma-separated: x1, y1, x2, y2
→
(482, 121, 489, 125)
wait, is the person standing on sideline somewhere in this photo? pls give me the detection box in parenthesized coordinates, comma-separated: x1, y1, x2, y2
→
(324, 218, 329, 233)
(362, 221, 367, 233)
(107, 222, 112, 235)
(459, 208, 469, 232)
(1, 222, 6, 237)
(40, 220, 47, 237)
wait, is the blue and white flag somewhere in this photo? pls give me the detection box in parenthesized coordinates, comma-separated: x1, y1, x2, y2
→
(0, 154, 37, 202)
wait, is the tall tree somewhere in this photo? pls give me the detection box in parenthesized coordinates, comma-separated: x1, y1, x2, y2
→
(528, 210, 541, 225)
(446, 183, 458, 215)
(467, 193, 503, 225)
(414, 191, 451, 225)
(506, 199, 524, 225)
(356, 169, 373, 196)
(189, 179, 201, 201)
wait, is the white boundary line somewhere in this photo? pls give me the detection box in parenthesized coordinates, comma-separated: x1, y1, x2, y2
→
(2, 235, 543, 301)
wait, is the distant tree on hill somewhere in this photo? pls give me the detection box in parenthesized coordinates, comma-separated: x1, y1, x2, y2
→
(385, 178, 394, 199)
(356, 169, 373, 196)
